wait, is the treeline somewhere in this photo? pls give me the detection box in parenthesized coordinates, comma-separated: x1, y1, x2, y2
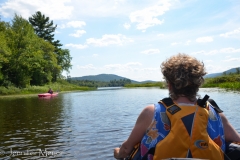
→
(0, 11, 72, 88)
(202, 70, 240, 90)
(68, 79, 132, 87)
(125, 82, 165, 88)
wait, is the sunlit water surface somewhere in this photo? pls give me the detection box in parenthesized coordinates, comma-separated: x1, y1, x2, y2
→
(0, 88, 239, 159)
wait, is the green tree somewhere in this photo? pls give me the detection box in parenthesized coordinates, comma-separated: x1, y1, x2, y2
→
(29, 38, 60, 85)
(29, 11, 58, 44)
(6, 15, 39, 87)
(0, 20, 11, 84)
(236, 68, 240, 74)
(3, 14, 59, 87)
(52, 48, 72, 81)
(29, 11, 72, 81)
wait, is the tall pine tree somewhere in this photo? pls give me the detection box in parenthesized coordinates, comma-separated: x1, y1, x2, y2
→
(29, 11, 72, 81)
(29, 11, 59, 45)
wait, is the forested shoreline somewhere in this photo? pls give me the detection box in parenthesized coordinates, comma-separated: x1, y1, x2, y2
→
(0, 11, 71, 88)
(0, 11, 87, 95)
(68, 78, 132, 88)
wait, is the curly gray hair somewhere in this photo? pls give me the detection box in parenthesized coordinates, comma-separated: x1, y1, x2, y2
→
(161, 53, 207, 101)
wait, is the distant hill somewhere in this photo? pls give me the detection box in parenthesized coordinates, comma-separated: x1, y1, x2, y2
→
(70, 74, 158, 84)
(204, 67, 240, 78)
(70, 67, 240, 83)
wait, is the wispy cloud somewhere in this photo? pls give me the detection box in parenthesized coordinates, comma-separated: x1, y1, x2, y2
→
(92, 54, 98, 58)
(220, 47, 240, 53)
(0, 0, 73, 19)
(205, 64, 228, 74)
(65, 43, 88, 49)
(157, 34, 164, 37)
(223, 57, 240, 62)
(65, 34, 133, 48)
(129, 1, 171, 31)
(190, 47, 240, 55)
(123, 23, 131, 29)
(141, 49, 160, 55)
(204, 60, 213, 63)
(60, 21, 86, 29)
(76, 62, 143, 73)
(69, 30, 86, 37)
(104, 62, 142, 71)
(196, 36, 213, 43)
(185, 40, 191, 45)
(77, 64, 96, 70)
(86, 34, 133, 47)
(220, 28, 240, 38)
(171, 42, 181, 46)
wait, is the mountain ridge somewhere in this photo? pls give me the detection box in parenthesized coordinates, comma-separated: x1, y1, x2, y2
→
(70, 67, 240, 82)
(70, 74, 157, 84)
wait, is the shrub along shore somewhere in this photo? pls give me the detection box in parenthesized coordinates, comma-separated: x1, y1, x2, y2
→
(0, 79, 96, 96)
(124, 82, 165, 88)
(1, 74, 239, 97)
(202, 74, 240, 91)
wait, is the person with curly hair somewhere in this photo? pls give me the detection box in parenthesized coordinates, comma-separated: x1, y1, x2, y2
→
(114, 53, 240, 160)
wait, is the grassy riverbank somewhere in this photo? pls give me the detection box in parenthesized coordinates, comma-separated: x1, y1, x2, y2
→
(202, 74, 240, 91)
(0, 79, 96, 96)
(1, 73, 240, 96)
(125, 82, 165, 88)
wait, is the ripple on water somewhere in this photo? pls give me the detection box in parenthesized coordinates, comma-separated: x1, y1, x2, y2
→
(0, 88, 239, 159)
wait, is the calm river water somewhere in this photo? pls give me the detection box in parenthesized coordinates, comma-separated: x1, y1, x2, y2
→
(0, 87, 239, 159)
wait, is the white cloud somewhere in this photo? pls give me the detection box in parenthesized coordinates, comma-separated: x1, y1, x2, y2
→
(142, 67, 159, 71)
(77, 64, 96, 70)
(92, 54, 98, 57)
(123, 23, 131, 29)
(185, 40, 191, 45)
(61, 21, 86, 29)
(157, 34, 164, 37)
(196, 36, 213, 43)
(0, 0, 73, 20)
(225, 56, 231, 58)
(206, 50, 218, 55)
(104, 62, 142, 71)
(129, 2, 171, 31)
(204, 60, 213, 63)
(69, 30, 86, 37)
(220, 28, 240, 38)
(190, 50, 206, 55)
(141, 49, 160, 55)
(219, 47, 240, 53)
(205, 64, 227, 74)
(223, 58, 240, 62)
(86, 34, 133, 47)
(65, 43, 88, 49)
(66, 34, 134, 48)
(69, 0, 131, 18)
(171, 42, 180, 46)
(190, 48, 240, 55)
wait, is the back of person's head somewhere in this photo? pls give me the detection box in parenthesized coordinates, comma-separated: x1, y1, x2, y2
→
(160, 53, 206, 101)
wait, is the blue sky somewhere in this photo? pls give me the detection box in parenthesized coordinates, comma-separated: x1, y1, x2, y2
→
(0, 0, 239, 81)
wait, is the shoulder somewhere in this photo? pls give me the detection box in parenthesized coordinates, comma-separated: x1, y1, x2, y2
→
(140, 104, 155, 118)
(135, 104, 155, 128)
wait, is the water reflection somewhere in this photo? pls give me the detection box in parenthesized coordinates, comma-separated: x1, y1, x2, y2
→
(0, 88, 239, 159)
(0, 96, 66, 159)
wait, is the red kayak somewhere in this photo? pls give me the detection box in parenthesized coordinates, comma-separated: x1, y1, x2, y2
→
(38, 92, 58, 98)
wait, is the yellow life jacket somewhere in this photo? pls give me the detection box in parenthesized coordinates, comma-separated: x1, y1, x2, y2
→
(153, 97, 224, 160)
